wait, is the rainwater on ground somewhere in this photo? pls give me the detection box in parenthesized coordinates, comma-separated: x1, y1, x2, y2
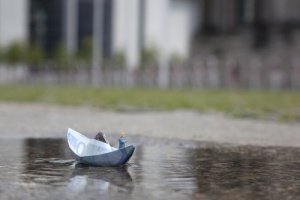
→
(0, 136, 300, 199)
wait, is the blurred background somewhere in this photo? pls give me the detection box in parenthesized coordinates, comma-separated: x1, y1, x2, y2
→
(0, 2, 300, 199)
(0, 0, 300, 89)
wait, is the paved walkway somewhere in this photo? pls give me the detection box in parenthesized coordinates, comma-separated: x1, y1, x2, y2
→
(1, 103, 300, 147)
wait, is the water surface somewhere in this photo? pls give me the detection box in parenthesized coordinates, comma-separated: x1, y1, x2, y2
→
(0, 137, 300, 199)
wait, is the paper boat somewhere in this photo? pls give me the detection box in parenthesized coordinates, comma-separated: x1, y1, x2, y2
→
(67, 128, 135, 166)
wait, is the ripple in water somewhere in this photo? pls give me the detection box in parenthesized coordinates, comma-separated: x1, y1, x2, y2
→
(0, 138, 300, 199)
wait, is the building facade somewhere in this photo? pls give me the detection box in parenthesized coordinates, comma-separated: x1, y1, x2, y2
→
(0, 0, 198, 69)
(113, 0, 199, 69)
(1, 0, 300, 68)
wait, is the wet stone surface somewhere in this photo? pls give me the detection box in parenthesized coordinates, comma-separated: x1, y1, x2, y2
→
(0, 137, 300, 199)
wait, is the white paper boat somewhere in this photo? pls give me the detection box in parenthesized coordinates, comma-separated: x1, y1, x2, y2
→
(67, 128, 135, 166)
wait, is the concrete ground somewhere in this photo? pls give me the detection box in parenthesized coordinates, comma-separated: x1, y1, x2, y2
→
(0, 102, 300, 147)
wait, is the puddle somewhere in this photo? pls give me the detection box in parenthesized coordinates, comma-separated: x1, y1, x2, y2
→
(0, 137, 300, 199)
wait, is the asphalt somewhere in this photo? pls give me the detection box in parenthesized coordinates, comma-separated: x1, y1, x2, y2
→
(1, 102, 300, 147)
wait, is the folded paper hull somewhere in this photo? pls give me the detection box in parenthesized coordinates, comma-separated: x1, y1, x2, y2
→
(67, 128, 135, 166)
(74, 145, 135, 166)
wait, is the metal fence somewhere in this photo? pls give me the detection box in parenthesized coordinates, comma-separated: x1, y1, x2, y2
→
(1, 55, 300, 89)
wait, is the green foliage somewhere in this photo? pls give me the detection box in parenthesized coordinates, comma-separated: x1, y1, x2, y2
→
(140, 47, 158, 65)
(0, 85, 299, 122)
(26, 44, 46, 65)
(111, 50, 126, 67)
(0, 49, 4, 62)
(0, 42, 46, 67)
(53, 44, 74, 70)
(77, 37, 92, 65)
(170, 52, 184, 65)
(1, 43, 27, 64)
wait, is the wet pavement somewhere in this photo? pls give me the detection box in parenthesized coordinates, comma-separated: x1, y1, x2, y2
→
(1, 137, 300, 199)
(2, 103, 300, 147)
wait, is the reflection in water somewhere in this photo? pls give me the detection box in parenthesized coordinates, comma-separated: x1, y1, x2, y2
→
(22, 138, 72, 185)
(21, 138, 133, 192)
(188, 146, 300, 199)
(22, 139, 70, 185)
(0, 138, 299, 199)
(68, 163, 133, 192)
